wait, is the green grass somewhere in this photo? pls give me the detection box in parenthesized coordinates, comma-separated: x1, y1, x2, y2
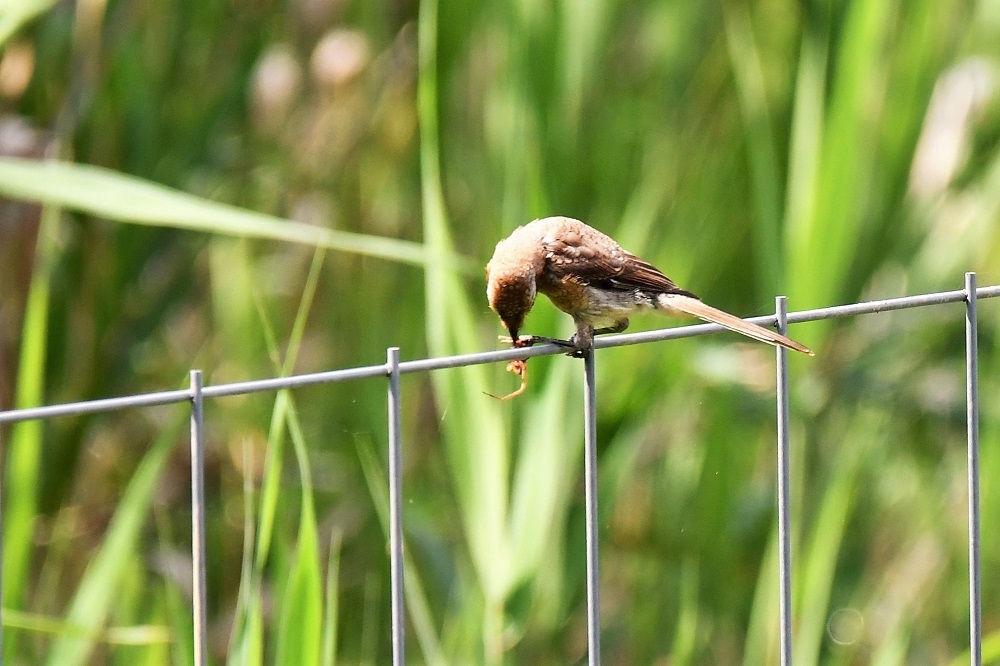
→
(2, 0, 1000, 663)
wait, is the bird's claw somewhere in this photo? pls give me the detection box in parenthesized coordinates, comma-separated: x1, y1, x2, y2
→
(498, 334, 590, 358)
(563, 332, 592, 358)
(498, 334, 576, 350)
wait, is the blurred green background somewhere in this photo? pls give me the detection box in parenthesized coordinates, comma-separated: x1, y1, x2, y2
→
(1, 0, 1000, 663)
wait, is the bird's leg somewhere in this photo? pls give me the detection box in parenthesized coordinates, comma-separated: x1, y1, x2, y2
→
(593, 318, 629, 337)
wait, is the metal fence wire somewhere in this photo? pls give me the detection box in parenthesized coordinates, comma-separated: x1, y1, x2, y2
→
(0, 272, 995, 665)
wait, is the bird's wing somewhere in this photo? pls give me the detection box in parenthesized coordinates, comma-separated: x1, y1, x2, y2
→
(542, 232, 697, 297)
(603, 253, 698, 296)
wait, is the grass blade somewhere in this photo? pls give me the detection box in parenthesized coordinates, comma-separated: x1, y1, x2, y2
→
(788, 1, 895, 313)
(723, 2, 783, 297)
(2, 204, 60, 662)
(792, 413, 873, 665)
(1, 609, 169, 645)
(44, 416, 184, 666)
(227, 440, 263, 666)
(0, 157, 467, 269)
(321, 531, 342, 666)
(273, 411, 322, 665)
(419, 0, 512, 636)
(0, 0, 58, 46)
(357, 440, 445, 666)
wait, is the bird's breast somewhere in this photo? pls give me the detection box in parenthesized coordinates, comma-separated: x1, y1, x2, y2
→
(537, 273, 656, 327)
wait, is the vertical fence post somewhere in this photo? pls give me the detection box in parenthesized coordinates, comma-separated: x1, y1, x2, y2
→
(583, 348, 601, 666)
(386, 348, 405, 666)
(189, 370, 208, 666)
(0, 395, 4, 666)
(775, 297, 793, 666)
(965, 273, 981, 666)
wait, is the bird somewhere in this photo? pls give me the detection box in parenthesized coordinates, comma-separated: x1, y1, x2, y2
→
(486, 216, 813, 355)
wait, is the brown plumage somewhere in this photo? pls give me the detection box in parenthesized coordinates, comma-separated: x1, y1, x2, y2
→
(486, 216, 813, 355)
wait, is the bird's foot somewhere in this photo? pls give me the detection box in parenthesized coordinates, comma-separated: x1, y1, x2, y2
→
(499, 334, 576, 350)
(499, 334, 591, 358)
(565, 334, 588, 358)
(564, 328, 596, 358)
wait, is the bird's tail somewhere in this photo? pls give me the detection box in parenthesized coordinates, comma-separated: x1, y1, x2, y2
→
(657, 293, 814, 356)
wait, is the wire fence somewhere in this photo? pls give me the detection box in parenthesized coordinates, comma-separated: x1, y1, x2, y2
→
(0, 272, 994, 665)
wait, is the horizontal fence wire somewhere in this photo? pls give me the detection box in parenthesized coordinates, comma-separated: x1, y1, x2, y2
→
(2, 284, 999, 425)
(0, 278, 993, 666)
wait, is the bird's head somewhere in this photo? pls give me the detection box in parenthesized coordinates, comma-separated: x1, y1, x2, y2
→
(486, 261, 536, 342)
(486, 229, 545, 342)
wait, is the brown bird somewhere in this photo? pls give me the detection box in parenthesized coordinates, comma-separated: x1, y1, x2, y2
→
(486, 216, 813, 355)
